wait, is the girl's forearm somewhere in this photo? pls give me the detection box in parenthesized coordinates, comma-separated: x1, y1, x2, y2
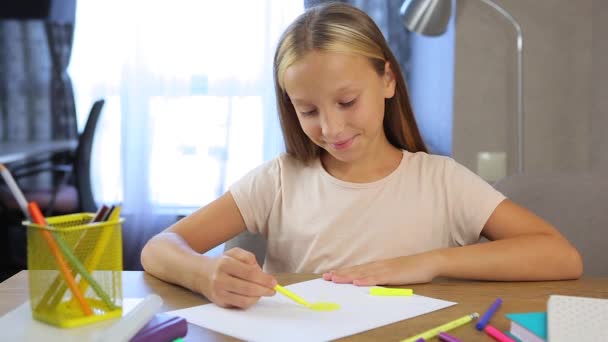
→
(433, 234, 583, 281)
(141, 232, 212, 293)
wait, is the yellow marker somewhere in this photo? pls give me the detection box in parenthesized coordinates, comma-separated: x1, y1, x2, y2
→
(68, 205, 122, 308)
(370, 287, 413, 296)
(274, 284, 340, 311)
(401, 313, 479, 342)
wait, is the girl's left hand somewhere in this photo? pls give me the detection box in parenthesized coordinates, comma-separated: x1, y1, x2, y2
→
(322, 253, 442, 286)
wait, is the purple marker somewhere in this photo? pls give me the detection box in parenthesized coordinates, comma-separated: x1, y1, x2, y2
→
(439, 332, 462, 342)
(415, 338, 425, 342)
(475, 297, 503, 330)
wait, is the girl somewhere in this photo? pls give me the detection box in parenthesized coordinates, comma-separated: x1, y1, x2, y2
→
(141, 3, 582, 309)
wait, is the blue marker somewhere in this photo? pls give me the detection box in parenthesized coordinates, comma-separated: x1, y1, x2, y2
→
(475, 298, 503, 330)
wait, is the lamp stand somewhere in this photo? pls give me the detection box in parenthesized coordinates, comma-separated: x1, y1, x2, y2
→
(478, 0, 524, 173)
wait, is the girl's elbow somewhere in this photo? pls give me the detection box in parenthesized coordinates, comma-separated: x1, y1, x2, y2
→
(559, 244, 583, 280)
(140, 236, 160, 274)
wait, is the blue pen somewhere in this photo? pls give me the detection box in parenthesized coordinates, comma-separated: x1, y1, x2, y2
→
(475, 297, 503, 330)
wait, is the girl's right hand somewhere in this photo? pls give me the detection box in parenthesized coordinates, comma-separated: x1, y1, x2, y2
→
(200, 247, 277, 309)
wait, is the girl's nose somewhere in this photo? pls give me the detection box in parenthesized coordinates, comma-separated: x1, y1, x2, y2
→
(320, 110, 345, 139)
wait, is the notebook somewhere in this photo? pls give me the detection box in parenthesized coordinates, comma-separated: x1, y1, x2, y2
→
(547, 295, 608, 342)
(505, 312, 546, 342)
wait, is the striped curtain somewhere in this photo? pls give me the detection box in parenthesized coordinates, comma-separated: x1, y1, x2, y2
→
(46, 22, 77, 140)
(0, 20, 77, 145)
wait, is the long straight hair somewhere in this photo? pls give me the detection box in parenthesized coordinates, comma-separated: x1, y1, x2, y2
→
(274, 2, 427, 162)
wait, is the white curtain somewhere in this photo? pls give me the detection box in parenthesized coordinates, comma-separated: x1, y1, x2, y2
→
(69, 0, 303, 266)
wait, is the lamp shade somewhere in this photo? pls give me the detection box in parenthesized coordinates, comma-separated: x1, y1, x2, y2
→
(400, 0, 452, 36)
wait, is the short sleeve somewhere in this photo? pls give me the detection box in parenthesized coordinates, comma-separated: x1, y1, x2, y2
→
(444, 159, 506, 245)
(229, 158, 281, 235)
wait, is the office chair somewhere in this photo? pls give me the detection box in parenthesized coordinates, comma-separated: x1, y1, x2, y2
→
(0, 99, 105, 215)
(0, 99, 105, 281)
(72, 98, 104, 213)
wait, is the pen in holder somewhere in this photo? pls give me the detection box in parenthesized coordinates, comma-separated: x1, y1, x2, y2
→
(24, 212, 124, 328)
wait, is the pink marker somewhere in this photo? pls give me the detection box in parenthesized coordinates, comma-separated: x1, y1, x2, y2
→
(484, 324, 515, 342)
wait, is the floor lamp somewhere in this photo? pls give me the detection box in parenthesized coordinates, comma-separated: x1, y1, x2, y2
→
(400, 0, 524, 173)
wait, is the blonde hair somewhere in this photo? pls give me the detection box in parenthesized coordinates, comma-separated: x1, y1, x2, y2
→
(274, 2, 427, 162)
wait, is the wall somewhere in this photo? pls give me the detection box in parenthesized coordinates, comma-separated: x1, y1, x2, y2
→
(409, 0, 455, 156)
(453, 0, 593, 175)
(591, 0, 608, 170)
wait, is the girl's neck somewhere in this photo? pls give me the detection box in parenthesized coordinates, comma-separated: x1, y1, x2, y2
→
(321, 142, 403, 183)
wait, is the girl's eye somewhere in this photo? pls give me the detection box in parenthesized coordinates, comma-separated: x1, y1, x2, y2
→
(301, 109, 317, 116)
(339, 98, 357, 107)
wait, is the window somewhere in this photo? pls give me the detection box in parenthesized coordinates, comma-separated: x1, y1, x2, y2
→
(70, 1, 303, 214)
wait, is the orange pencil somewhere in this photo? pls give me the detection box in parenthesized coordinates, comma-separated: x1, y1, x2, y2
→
(28, 202, 93, 316)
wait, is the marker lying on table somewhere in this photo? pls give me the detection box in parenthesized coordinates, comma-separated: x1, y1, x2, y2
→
(438, 331, 463, 342)
(401, 312, 479, 342)
(369, 287, 413, 296)
(484, 324, 515, 342)
(476, 298, 502, 330)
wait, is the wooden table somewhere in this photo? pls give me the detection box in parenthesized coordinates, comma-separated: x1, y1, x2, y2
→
(1, 271, 607, 341)
(0, 140, 77, 165)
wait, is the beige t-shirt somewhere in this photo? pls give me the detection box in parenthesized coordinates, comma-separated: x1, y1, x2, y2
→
(229, 150, 505, 273)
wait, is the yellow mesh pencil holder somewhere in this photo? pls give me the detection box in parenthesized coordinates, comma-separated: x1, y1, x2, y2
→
(24, 213, 123, 328)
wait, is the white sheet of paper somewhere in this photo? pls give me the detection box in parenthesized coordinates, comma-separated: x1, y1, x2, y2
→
(0, 298, 143, 342)
(167, 278, 456, 342)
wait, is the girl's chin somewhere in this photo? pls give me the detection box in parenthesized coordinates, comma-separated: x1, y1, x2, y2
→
(322, 147, 363, 164)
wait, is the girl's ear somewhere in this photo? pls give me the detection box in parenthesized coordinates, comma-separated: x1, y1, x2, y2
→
(383, 61, 396, 99)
